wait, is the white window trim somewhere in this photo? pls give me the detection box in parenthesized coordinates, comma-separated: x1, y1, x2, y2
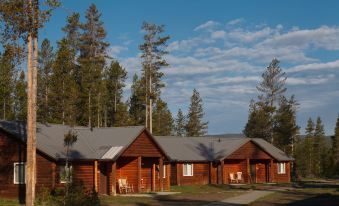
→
(183, 163, 193, 176)
(277, 163, 286, 174)
(13, 162, 26, 184)
(60, 165, 73, 184)
(163, 165, 166, 178)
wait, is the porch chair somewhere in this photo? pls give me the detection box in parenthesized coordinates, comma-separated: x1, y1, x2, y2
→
(236, 172, 243, 183)
(118, 178, 134, 194)
(229, 173, 237, 183)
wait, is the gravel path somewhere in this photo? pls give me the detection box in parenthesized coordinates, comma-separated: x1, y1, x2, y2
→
(205, 190, 273, 206)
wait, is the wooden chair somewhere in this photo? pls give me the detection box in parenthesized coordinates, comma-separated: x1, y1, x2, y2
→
(229, 173, 237, 183)
(236, 172, 243, 183)
(140, 178, 146, 192)
(118, 178, 134, 194)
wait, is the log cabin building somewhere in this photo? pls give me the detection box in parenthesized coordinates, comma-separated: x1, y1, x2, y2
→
(0, 121, 170, 201)
(0, 120, 293, 202)
(155, 136, 293, 186)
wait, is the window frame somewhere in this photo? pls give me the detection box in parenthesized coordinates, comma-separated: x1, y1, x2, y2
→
(60, 165, 73, 184)
(277, 162, 286, 174)
(183, 163, 193, 176)
(13, 162, 26, 184)
(163, 165, 166, 178)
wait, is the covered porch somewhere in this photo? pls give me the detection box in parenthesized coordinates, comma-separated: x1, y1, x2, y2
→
(96, 156, 170, 195)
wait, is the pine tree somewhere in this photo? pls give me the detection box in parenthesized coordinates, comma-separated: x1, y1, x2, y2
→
(129, 74, 145, 125)
(104, 60, 127, 126)
(78, 3, 109, 127)
(304, 117, 314, 177)
(256, 58, 287, 144)
(0, 46, 16, 120)
(273, 95, 299, 155)
(49, 39, 78, 125)
(62, 12, 81, 54)
(313, 116, 326, 177)
(37, 38, 54, 122)
(186, 89, 208, 137)
(153, 99, 174, 136)
(244, 99, 273, 141)
(139, 22, 170, 132)
(175, 109, 186, 136)
(13, 71, 27, 120)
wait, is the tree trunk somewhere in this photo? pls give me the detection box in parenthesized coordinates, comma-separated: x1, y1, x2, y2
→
(26, 0, 37, 201)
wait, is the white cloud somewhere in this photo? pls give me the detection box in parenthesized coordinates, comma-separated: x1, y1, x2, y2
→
(287, 75, 335, 85)
(287, 60, 339, 73)
(211, 30, 226, 39)
(194, 20, 219, 31)
(108, 46, 128, 57)
(227, 18, 244, 25)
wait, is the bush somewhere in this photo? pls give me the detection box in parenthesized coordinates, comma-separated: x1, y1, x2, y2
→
(35, 184, 100, 206)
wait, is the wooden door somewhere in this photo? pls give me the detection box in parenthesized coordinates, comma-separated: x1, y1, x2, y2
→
(250, 164, 256, 183)
(99, 163, 108, 194)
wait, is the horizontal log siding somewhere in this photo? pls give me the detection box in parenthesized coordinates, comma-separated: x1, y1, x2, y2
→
(223, 159, 248, 184)
(117, 157, 138, 192)
(227, 141, 272, 160)
(273, 161, 290, 183)
(176, 163, 209, 185)
(122, 131, 163, 157)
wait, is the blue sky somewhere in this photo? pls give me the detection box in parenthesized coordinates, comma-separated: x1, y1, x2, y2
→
(41, 0, 339, 135)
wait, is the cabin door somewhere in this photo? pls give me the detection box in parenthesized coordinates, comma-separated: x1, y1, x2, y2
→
(99, 163, 108, 194)
(250, 163, 256, 183)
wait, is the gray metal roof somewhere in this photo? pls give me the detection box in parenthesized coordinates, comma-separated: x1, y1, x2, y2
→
(0, 120, 145, 160)
(155, 136, 293, 162)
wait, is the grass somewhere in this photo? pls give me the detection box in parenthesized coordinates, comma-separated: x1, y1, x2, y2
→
(0, 198, 21, 206)
(251, 181, 339, 206)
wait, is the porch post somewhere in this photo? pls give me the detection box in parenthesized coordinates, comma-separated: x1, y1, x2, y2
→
(112, 162, 116, 196)
(176, 163, 181, 186)
(137, 156, 141, 192)
(246, 158, 250, 184)
(51, 162, 56, 189)
(152, 163, 156, 191)
(159, 157, 164, 191)
(221, 160, 225, 184)
(270, 159, 274, 182)
(209, 162, 212, 184)
(166, 164, 170, 190)
(94, 160, 98, 192)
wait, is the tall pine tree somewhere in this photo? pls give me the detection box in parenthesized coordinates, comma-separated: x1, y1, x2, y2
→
(186, 89, 208, 137)
(0, 46, 16, 120)
(175, 109, 186, 136)
(78, 3, 109, 127)
(333, 114, 339, 175)
(104, 60, 128, 126)
(139, 22, 170, 132)
(273, 95, 299, 155)
(49, 39, 78, 125)
(13, 71, 27, 120)
(129, 74, 145, 125)
(152, 98, 174, 136)
(313, 116, 326, 177)
(37, 38, 54, 122)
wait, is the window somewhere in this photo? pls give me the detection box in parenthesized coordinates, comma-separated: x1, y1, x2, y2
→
(277, 163, 286, 174)
(183, 163, 193, 176)
(60, 165, 73, 183)
(163, 165, 166, 178)
(14, 162, 26, 184)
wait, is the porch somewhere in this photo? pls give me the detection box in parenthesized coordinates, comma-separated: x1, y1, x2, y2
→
(96, 156, 170, 195)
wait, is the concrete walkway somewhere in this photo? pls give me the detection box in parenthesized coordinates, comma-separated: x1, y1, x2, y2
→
(205, 190, 273, 206)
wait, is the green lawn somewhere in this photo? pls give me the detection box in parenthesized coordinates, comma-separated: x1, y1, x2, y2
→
(0, 198, 21, 206)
